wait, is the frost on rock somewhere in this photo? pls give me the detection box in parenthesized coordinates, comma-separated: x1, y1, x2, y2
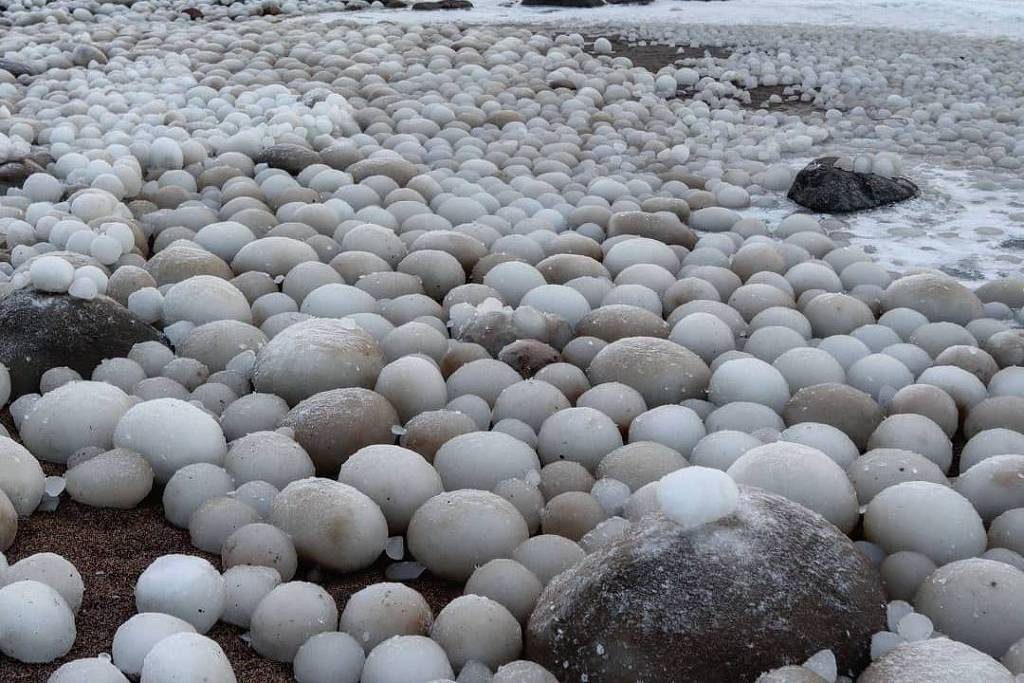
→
(526, 488, 885, 682)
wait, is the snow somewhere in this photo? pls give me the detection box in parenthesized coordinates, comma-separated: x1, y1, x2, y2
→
(330, 0, 1024, 40)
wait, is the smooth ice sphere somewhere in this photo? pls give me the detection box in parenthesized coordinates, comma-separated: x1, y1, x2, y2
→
(4, 552, 83, 613)
(864, 481, 986, 565)
(250, 581, 338, 662)
(0, 436, 46, 515)
(139, 633, 235, 683)
(48, 657, 128, 683)
(189, 496, 260, 553)
(870, 632, 904, 661)
(128, 288, 164, 324)
(407, 490, 529, 582)
(886, 600, 914, 631)
(135, 554, 225, 633)
(434, 432, 541, 492)
(914, 558, 1024, 657)
(431, 595, 522, 670)
(465, 559, 543, 625)
(270, 478, 388, 573)
(339, 582, 433, 651)
(880, 551, 937, 601)
(361, 635, 454, 683)
(113, 398, 227, 483)
(656, 466, 739, 531)
(68, 276, 98, 300)
(221, 522, 298, 581)
(29, 256, 74, 293)
(22, 173, 63, 203)
(21, 380, 133, 465)
(728, 442, 860, 533)
(512, 535, 585, 586)
(337, 445, 443, 535)
(0, 580, 76, 663)
(112, 613, 197, 677)
(803, 649, 837, 682)
(293, 632, 365, 683)
(897, 612, 933, 642)
(66, 448, 153, 509)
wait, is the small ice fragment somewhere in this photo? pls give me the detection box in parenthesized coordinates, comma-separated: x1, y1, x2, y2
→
(385, 561, 425, 581)
(803, 649, 837, 683)
(45, 475, 66, 497)
(886, 600, 914, 632)
(391, 424, 407, 437)
(897, 612, 933, 642)
(386, 536, 404, 561)
(870, 631, 904, 661)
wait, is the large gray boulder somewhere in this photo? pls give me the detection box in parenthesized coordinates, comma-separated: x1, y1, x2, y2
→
(788, 156, 918, 213)
(0, 290, 165, 397)
(526, 488, 885, 682)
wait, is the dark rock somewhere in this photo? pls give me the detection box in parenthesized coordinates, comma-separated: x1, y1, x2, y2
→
(412, 0, 471, 7)
(0, 290, 166, 398)
(183, 6, 204, 18)
(0, 58, 33, 77)
(526, 488, 885, 682)
(255, 144, 322, 175)
(787, 156, 918, 213)
(521, 0, 605, 6)
(71, 45, 107, 67)
(498, 339, 560, 378)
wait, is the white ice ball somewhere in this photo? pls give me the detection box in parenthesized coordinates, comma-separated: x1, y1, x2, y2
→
(0, 580, 76, 663)
(135, 555, 225, 633)
(112, 613, 197, 677)
(656, 466, 739, 531)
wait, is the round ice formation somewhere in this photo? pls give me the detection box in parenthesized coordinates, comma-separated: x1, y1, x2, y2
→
(112, 613, 198, 677)
(360, 635, 454, 683)
(4, 552, 84, 613)
(0, 580, 76, 663)
(252, 318, 385, 405)
(134, 555, 225, 633)
(48, 657, 129, 683)
(270, 478, 388, 573)
(728, 442, 859, 533)
(0, 437, 46, 515)
(656, 466, 740, 531)
(864, 482, 986, 565)
(139, 633, 236, 683)
(113, 399, 227, 483)
(293, 632, 365, 683)
(408, 490, 529, 581)
(339, 582, 433, 651)
(465, 559, 543, 625)
(20, 381, 133, 464)
(431, 595, 522, 670)
(29, 256, 75, 293)
(250, 581, 338, 662)
(434, 432, 540, 492)
(66, 448, 153, 509)
(915, 558, 1024, 657)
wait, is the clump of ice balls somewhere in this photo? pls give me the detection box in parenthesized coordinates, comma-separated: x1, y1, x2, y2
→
(656, 466, 739, 531)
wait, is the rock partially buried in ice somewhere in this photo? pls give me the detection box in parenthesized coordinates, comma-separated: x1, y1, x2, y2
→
(787, 157, 918, 213)
(526, 489, 885, 681)
(270, 478, 388, 573)
(0, 580, 76, 663)
(134, 555, 225, 633)
(112, 613, 198, 677)
(48, 657, 129, 682)
(858, 638, 1013, 682)
(656, 466, 739, 531)
(139, 633, 236, 683)
(0, 290, 164, 398)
